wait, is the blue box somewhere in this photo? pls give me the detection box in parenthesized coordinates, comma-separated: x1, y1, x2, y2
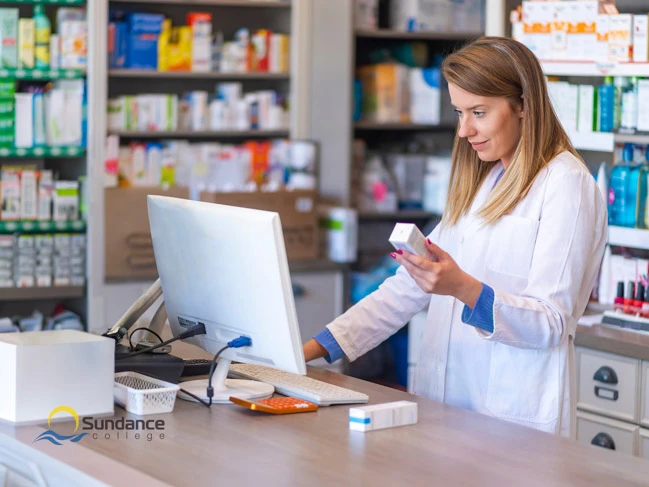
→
(126, 13, 164, 70)
(109, 22, 128, 68)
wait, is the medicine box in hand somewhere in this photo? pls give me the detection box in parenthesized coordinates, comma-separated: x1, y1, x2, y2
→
(389, 223, 428, 258)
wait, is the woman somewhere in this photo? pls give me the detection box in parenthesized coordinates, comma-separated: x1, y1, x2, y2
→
(303, 37, 607, 437)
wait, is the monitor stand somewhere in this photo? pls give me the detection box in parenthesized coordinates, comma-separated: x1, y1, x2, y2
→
(178, 358, 274, 404)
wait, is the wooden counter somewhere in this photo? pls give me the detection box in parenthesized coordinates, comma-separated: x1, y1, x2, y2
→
(5, 367, 649, 486)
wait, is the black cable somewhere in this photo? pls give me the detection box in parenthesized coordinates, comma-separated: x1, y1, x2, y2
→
(128, 327, 164, 352)
(116, 324, 207, 360)
(178, 387, 211, 408)
(207, 345, 230, 406)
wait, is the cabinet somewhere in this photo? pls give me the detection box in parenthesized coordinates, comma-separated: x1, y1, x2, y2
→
(576, 345, 649, 459)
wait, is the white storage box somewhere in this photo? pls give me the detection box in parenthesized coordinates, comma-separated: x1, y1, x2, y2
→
(114, 372, 180, 416)
(0, 330, 115, 424)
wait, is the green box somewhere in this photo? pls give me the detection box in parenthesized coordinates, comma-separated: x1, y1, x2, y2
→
(0, 9, 18, 69)
(0, 80, 15, 97)
(0, 132, 14, 146)
(0, 117, 14, 131)
(0, 99, 14, 115)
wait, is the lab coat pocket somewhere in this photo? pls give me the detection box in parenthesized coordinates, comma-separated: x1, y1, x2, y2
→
(486, 215, 539, 279)
(485, 343, 559, 424)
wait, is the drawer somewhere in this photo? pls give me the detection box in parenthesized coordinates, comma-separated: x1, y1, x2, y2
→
(639, 428, 649, 459)
(576, 411, 638, 456)
(291, 271, 344, 370)
(577, 347, 640, 423)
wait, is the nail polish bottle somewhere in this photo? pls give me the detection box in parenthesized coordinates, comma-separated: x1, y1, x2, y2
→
(624, 281, 636, 314)
(634, 283, 645, 316)
(614, 281, 625, 312)
(643, 285, 649, 319)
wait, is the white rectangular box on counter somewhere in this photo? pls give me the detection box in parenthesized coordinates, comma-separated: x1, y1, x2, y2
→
(349, 401, 418, 432)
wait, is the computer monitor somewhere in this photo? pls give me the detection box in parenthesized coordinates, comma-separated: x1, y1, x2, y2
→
(147, 195, 307, 403)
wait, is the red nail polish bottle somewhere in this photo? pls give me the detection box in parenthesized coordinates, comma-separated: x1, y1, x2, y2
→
(643, 286, 649, 319)
(634, 283, 645, 316)
(624, 281, 636, 314)
(614, 281, 625, 313)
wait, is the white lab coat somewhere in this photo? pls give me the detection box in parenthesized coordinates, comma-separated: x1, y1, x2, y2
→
(327, 151, 607, 437)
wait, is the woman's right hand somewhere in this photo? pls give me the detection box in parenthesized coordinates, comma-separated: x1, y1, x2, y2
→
(303, 339, 328, 362)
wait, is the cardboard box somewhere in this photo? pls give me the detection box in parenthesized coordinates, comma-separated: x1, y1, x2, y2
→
(634, 15, 649, 63)
(105, 187, 318, 281)
(609, 14, 633, 62)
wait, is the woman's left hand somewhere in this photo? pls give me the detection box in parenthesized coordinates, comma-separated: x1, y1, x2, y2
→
(392, 239, 483, 308)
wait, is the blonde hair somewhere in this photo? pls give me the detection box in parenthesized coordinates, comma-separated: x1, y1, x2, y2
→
(441, 37, 580, 226)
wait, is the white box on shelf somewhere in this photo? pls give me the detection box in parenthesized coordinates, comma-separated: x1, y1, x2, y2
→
(14, 92, 33, 148)
(609, 14, 633, 62)
(637, 80, 649, 132)
(0, 330, 114, 424)
(390, 0, 452, 32)
(596, 14, 610, 62)
(19, 169, 37, 220)
(634, 15, 649, 63)
(550, 1, 568, 60)
(409, 67, 440, 124)
(578, 85, 595, 133)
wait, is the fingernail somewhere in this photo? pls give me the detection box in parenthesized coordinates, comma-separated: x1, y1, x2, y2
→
(397, 249, 403, 255)
(390, 253, 396, 259)
(427, 238, 432, 244)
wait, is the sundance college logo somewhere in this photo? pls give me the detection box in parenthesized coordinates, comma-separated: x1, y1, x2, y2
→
(33, 406, 166, 446)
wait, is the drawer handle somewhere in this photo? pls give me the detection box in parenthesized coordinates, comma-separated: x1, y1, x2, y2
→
(593, 366, 618, 385)
(594, 386, 619, 401)
(292, 283, 306, 298)
(591, 432, 616, 450)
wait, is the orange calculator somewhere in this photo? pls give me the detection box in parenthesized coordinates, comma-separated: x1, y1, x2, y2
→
(229, 396, 318, 414)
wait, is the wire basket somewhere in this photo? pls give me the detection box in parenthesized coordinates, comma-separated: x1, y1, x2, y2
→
(114, 372, 181, 416)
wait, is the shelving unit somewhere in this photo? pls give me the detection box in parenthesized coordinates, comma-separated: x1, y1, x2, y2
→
(110, 129, 289, 139)
(542, 61, 649, 78)
(355, 29, 480, 41)
(108, 69, 289, 80)
(0, 146, 85, 157)
(0, 286, 85, 301)
(608, 227, 649, 250)
(0, 68, 84, 80)
(354, 121, 456, 132)
(0, 0, 89, 322)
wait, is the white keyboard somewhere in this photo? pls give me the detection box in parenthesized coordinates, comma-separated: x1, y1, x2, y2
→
(229, 364, 369, 406)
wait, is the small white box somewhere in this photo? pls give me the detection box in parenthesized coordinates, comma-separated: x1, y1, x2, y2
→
(609, 14, 633, 62)
(578, 85, 595, 133)
(389, 223, 428, 258)
(0, 330, 115, 424)
(14, 92, 33, 148)
(636, 79, 649, 132)
(409, 67, 441, 124)
(596, 14, 610, 62)
(349, 401, 418, 432)
(634, 15, 649, 63)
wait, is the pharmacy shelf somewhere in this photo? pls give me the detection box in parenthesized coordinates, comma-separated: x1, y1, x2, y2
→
(0, 68, 84, 80)
(0, 220, 86, 234)
(0, 286, 85, 301)
(354, 121, 456, 131)
(0, 146, 85, 157)
(355, 29, 480, 41)
(109, 69, 290, 80)
(110, 129, 289, 139)
(567, 131, 615, 152)
(541, 61, 649, 77)
(614, 132, 649, 146)
(358, 210, 440, 221)
(608, 226, 649, 250)
(0, 0, 83, 4)
(108, 0, 290, 7)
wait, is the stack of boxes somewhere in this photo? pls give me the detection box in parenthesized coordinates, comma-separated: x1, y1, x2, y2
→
(109, 10, 290, 73)
(356, 64, 441, 124)
(0, 233, 86, 289)
(54, 233, 85, 287)
(514, 1, 649, 63)
(0, 81, 15, 148)
(0, 236, 14, 288)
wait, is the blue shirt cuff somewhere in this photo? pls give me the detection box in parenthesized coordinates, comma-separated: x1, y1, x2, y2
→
(462, 283, 495, 333)
(313, 328, 345, 364)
